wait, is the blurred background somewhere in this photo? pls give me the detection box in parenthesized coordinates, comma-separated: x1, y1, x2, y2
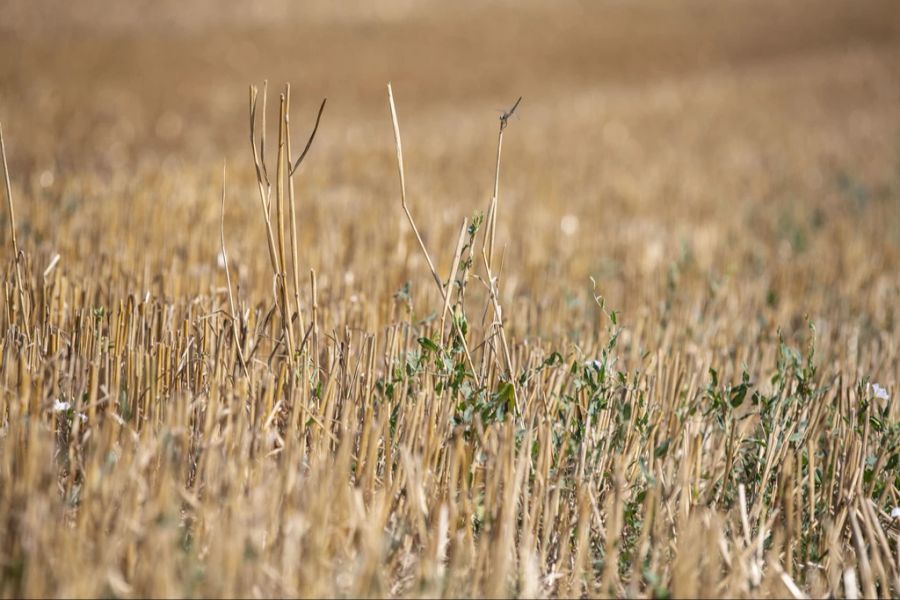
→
(4, 1, 900, 165)
(1, 0, 898, 359)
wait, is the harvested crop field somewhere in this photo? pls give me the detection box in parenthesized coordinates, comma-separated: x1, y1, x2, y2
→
(1, 1, 899, 597)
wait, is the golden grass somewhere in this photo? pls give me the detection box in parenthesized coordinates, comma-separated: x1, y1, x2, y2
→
(1, 1, 899, 597)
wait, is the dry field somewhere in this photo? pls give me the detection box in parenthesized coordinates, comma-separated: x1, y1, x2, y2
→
(1, 1, 900, 597)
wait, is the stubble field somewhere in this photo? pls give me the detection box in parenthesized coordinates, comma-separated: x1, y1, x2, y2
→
(1, 1, 899, 597)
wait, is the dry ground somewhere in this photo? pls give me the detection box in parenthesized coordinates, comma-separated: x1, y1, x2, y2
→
(1, 1, 899, 597)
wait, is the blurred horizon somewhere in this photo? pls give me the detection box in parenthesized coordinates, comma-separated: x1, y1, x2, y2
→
(3, 0, 899, 169)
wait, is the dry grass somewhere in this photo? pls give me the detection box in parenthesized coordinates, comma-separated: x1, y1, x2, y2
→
(1, 1, 900, 597)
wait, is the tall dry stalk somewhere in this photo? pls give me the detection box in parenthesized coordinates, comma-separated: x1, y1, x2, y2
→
(479, 97, 522, 410)
(274, 91, 296, 360)
(248, 83, 326, 365)
(0, 123, 30, 341)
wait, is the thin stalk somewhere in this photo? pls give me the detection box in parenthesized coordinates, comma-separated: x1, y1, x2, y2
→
(275, 93, 295, 359)
(479, 97, 522, 409)
(386, 83, 443, 293)
(485, 96, 520, 271)
(285, 85, 305, 344)
(439, 218, 468, 347)
(285, 88, 327, 354)
(220, 160, 248, 377)
(249, 85, 281, 278)
(0, 123, 30, 342)
(310, 268, 320, 376)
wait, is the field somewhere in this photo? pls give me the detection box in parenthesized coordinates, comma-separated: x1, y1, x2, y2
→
(1, 1, 900, 597)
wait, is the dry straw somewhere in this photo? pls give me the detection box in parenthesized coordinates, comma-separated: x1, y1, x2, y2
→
(0, 78, 897, 599)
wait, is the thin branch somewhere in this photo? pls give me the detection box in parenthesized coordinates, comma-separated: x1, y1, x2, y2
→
(386, 83, 481, 387)
(290, 98, 327, 176)
(285, 87, 324, 349)
(387, 83, 443, 293)
(500, 96, 522, 132)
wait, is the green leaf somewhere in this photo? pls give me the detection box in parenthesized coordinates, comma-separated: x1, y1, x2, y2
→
(729, 383, 749, 408)
(543, 351, 563, 368)
(493, 382, 516, 415)
(417, 336, 441, 354)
